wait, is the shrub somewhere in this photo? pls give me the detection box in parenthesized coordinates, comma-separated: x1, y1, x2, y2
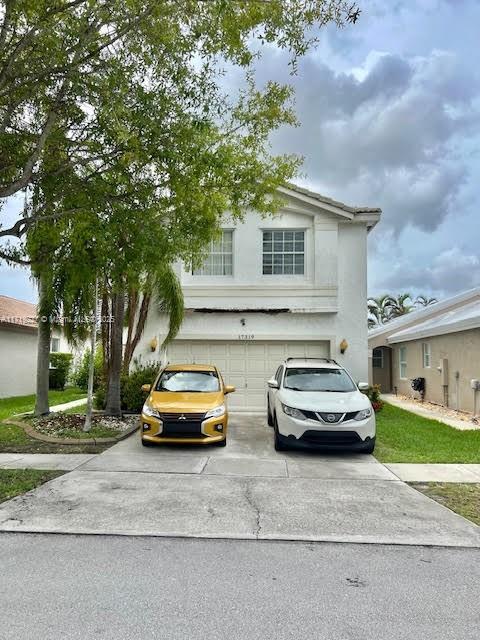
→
(73, 346, 103, 391)
(121, 363, 160, 412)
(360, 384, 384, 412)
(49, 353, 73, 390)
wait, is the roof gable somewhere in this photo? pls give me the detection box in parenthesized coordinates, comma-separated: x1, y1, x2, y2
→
(278, 184, 382, 229)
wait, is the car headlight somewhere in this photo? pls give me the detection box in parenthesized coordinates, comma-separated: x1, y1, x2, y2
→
(282, 404, 306, 420)
(354, 407, 372, 421)
(142, 403, 160, 419)
(205, 404, 226, 419)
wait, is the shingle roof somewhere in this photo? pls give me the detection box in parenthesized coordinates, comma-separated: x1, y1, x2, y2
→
(285, 183, 382, 215)
(388, 300, 480, 343)
(368, 287, 480, 343)
(0, 295, 37, 330)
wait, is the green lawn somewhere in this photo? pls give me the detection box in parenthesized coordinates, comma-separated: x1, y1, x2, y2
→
(0, 388, 86, 422)
(375, 403, 480, 463)
(411, 483, 480, 526)
(0, 469, 63, 504)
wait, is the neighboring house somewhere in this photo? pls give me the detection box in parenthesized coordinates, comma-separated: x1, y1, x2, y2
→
(133, 184, 381, 410)
(369, 287, 480, 413)
(0, 295, 80, 398)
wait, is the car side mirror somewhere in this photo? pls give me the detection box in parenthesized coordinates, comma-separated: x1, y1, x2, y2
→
(358, 382, 369, 391)
(267, 379, 279, 389)
(224, 385, 236, 394)
(141, 384, 151, 393)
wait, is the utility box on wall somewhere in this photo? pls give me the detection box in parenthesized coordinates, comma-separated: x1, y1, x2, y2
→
(471, 379, 480, 391)
(439, 358, 449, 386)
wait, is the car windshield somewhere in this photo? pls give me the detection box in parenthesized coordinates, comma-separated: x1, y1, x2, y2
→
(155, 370, 220, 393)
(284, 367, 356, 392)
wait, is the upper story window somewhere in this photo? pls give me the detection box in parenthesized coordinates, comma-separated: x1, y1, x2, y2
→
(422, 342, 431, 368)
(193, 230, 233, 276)
(263, 230, 304, 275)
(51, 337, 60, 353)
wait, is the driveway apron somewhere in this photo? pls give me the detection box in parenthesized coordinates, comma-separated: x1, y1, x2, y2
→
(0, 415, 478, 546)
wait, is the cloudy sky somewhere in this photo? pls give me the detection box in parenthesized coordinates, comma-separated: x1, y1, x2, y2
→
(1, 0, 479, 303)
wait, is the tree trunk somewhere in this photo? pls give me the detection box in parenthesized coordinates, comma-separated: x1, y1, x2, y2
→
(104, 290, 125, 417)
(101, 290, 110, 385)
(122, 291, 151, 373)
(84, 280, 98, 432)
(34, 273, 51, 416)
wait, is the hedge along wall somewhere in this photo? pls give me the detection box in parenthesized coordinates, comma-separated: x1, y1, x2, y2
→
(49, 353, 73, 390)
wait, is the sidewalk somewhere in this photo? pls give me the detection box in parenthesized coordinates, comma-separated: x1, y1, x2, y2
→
(1, 451, 480, 482)
(383, 393, 479, 431)
(50, 398, 87, 413)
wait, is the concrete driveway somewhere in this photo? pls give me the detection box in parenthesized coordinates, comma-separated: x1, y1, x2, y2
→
(0, 415, 478, 546)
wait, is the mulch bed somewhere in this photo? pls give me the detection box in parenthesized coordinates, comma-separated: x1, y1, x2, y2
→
(31, 413, 138, 439)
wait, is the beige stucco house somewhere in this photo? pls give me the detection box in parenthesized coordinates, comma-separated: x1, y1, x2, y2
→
(368, 288, 480, 413)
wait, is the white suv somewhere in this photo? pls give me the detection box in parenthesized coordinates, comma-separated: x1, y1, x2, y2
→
(267, 358, 375, 453)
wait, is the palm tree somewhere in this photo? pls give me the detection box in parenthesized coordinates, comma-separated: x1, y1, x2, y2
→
(367, 294, 396, 326)
(415, 295, 438, 308)
(388, 293, 414, 319)
(122, 263, 184, 373)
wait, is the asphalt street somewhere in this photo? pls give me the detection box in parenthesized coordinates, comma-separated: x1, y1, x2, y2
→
(0, 533, 479, 640)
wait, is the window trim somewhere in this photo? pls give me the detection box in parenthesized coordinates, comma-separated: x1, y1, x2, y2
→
(193, 229, 234, 277)
(372, 348, 384, 369)
(422, 342, 431, 368)
(399, 346, 407, 380)
(262, 228, 306, 276)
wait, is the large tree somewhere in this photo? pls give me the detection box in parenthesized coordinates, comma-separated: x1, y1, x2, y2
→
(3, 0, 360, 415)
(0, 0, 359, 258)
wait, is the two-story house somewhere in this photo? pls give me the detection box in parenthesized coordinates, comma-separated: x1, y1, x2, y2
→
(133, 184, 381, 410)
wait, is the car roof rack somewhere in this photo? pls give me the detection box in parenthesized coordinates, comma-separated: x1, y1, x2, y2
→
(285, 357, 339, 365)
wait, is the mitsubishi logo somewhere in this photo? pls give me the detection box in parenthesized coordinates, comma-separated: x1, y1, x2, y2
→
(178, 414, 186, 421)
(326, 414, 336, 422)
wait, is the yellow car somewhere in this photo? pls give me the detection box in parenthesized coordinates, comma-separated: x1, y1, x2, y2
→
(140, 363, 235, 447)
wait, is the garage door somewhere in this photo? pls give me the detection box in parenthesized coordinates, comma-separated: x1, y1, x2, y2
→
(165, 340, 330, 411)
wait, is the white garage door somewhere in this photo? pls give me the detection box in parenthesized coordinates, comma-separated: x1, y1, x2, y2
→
(165, 340, 330, 411)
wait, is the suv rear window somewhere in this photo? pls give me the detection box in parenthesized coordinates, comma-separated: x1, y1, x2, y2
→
(284, 367, 356, 392)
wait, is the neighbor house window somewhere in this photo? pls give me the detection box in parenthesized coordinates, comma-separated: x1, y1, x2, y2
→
(422, 342, 431, 368)
(193, 230, 233, 276)
(51, 337, 60, 352)
(263, 230, 305, 275)
(399, 346, 407, 379)
(372, 348, 384, 369)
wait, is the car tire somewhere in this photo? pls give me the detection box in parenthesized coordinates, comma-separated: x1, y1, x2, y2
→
(267, 398, 274, 427)
(273, 416, 287, 451)
(214, 438, 227, 447)
(360, 437, 375, 454)
(141, 438, 154, 447)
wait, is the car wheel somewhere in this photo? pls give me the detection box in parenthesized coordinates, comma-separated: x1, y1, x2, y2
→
(267, 398, 274, 427)
(141, 438, 154, 447)
(273, 416, 287, 451)
(360, 437, 375, 454)
(214, 438, 227, 447)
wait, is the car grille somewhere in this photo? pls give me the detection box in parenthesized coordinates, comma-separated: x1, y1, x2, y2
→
(158, 412, 206, 421)
(302, 410, 358, 424)
(301, 430, 362, 446)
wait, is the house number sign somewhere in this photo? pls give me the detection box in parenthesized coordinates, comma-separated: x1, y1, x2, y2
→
(238, 334, 255, 341)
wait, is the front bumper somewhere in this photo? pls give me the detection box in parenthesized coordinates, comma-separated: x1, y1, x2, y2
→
(140, 412, 228, 445)
(276, 411, 376, 450)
